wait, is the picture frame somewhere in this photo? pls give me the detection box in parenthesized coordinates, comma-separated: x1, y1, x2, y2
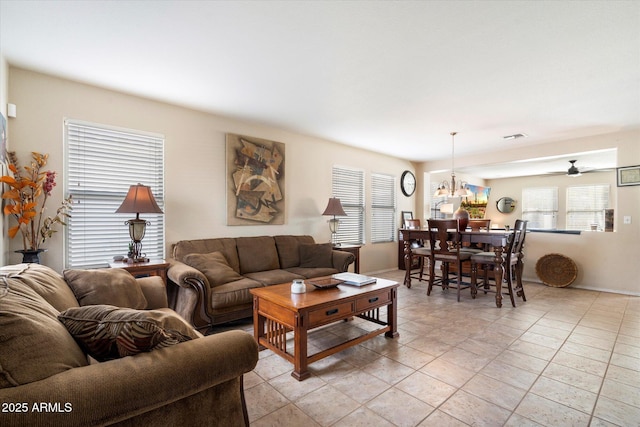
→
(617, 165, 640, 187)
(401, 211, 413, 224)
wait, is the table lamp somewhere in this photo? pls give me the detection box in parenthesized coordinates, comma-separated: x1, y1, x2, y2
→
(115, 184, 163, 262)
(322, 197, 347, 245)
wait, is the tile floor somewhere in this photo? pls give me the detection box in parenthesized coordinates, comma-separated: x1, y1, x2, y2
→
(225, 270, 639, 426)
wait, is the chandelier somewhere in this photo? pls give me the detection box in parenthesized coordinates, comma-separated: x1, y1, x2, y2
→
(433, 132, 473, 198)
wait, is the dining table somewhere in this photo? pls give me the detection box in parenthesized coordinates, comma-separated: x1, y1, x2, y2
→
(399, 228, 512, 307)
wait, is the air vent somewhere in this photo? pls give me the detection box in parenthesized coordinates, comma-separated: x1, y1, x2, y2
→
(503, 133, 528, 140)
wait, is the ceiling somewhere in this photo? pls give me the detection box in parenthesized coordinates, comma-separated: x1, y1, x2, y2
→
(1, 1, 638, 178)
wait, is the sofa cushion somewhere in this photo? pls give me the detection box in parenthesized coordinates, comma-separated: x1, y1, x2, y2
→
(172, 237, 240, 272)
(285, 267, 340, 279)
(274, 235, 316, 268)
(210, 278, 263, 310)
(0, 277, 88, 389)
(299, 243, 334, 268)
(183, 251, 244, 287)
(58, 305, 200, 362)
(64, 268, 148, 309)
(243, 270, 305, 286)
(236, 236, 280, 274)
(0, 263, 79, 311)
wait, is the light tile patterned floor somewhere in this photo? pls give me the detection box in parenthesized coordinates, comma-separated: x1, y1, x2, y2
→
(228, 270, 639, 426)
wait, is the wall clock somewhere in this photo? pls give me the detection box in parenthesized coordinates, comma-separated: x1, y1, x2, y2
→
(400, 170, 416, 197)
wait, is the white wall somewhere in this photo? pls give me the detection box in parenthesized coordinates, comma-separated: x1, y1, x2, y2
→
(3, 67, 416, 273)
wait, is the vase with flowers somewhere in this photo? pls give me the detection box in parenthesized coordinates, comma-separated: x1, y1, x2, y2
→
(1, 151, 72, 263)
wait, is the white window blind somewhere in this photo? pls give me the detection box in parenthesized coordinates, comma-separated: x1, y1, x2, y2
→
(371, 173, 396, 243)
(567, 184, 609, 231)
(332, 166, 365, 245)
(522, 187, 558, 229)
(65, 120, 165, 268)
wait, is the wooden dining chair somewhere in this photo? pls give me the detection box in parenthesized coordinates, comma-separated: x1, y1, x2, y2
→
(461, 219, 492, 253)
(469, 219, 527, 307)
(513, 220, 528, 301)
(426, 219, 472, 302)
(403, 219, 431, 283)
(405, 219, 422, 230)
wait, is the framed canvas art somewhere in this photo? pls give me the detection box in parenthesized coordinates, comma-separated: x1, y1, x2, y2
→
(226, 134, 285, 225)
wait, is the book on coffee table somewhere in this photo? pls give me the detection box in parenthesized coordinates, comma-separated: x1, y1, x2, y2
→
(332, 272, 377, 286)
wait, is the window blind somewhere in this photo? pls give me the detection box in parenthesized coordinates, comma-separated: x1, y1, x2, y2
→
(566, 184, 609, 230)
(522, 187, 558, 229)
(65, 119, 165, 268)
(371, 173, 396, 243)
(332, 166, 365, 245)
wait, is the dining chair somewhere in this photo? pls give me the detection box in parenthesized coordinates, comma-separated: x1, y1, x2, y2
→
(513, 220, 528, 301)
(461, 219, 492, 253)
(404, 219, 431, 283)
(469, 219, 527, 307)
(405, 219, 421, 230)
(426, 219, 472, 302)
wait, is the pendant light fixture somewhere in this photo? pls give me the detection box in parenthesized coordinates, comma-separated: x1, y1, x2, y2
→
(433, 132, 473, 198)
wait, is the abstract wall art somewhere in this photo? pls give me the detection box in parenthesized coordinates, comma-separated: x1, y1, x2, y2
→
(226, 134, 285, 225)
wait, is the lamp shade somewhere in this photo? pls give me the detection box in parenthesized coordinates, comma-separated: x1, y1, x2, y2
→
(115, 184, 163, 215)
(322, 198, 347, 217)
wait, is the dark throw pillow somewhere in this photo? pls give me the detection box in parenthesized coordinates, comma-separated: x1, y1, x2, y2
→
(58, 305, 200, 361)
(299, 243, 333, 268)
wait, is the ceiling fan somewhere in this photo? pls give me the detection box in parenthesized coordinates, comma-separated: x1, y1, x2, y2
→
(567, 160, 582, 177)
(543, 159, 615, 177)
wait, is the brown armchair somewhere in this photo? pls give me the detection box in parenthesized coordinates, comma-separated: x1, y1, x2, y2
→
(0, 263, 258, 426)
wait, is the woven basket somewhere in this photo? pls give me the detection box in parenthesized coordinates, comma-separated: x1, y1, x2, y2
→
(535, 253, 578, 287)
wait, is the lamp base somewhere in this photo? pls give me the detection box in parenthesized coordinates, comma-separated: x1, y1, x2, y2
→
(126, 240, 148, 263)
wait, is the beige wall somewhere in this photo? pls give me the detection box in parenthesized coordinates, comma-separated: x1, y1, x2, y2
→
(3, 67, 415, 273)
(419, 132, 640, 295)
(4, 66, 639, 295)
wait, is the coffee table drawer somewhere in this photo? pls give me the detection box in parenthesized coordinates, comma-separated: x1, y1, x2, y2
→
(356, 290, 391, 312)
(309, 301, 354, 327)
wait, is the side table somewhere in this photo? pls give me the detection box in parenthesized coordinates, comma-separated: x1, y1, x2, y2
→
(109, 259, 169, 285)
(333, 244, 361, 273)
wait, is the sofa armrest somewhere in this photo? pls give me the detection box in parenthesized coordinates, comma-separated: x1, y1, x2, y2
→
(137, 276, 168, 309)
(0, 330, 258, 426)
(167, 259, 210, 289)
(332, 250, 355, 272)
(167, 259, 213, 330)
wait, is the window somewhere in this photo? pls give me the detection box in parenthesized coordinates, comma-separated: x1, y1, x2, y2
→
(331, 166, 365, 245)
(65, 120, 165, 268)
(566, 184, 609, 231)
(522, 187, 558, 229)
(371, 173, 396, 243)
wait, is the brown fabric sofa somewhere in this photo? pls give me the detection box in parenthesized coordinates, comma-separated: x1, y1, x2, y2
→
(167, 235, 355, 332)
(0, 263, 258, 427)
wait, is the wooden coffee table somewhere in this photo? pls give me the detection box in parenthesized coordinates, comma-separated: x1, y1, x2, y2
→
(250, 277, 399, 381)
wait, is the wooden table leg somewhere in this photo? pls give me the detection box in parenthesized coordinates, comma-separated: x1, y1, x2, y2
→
(253, 296, 266, 350)
(291, 313, 310, 381)
(385, 287, 399, 338)
(403, 240, 412, 288)
(493, 247, 505, 308)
